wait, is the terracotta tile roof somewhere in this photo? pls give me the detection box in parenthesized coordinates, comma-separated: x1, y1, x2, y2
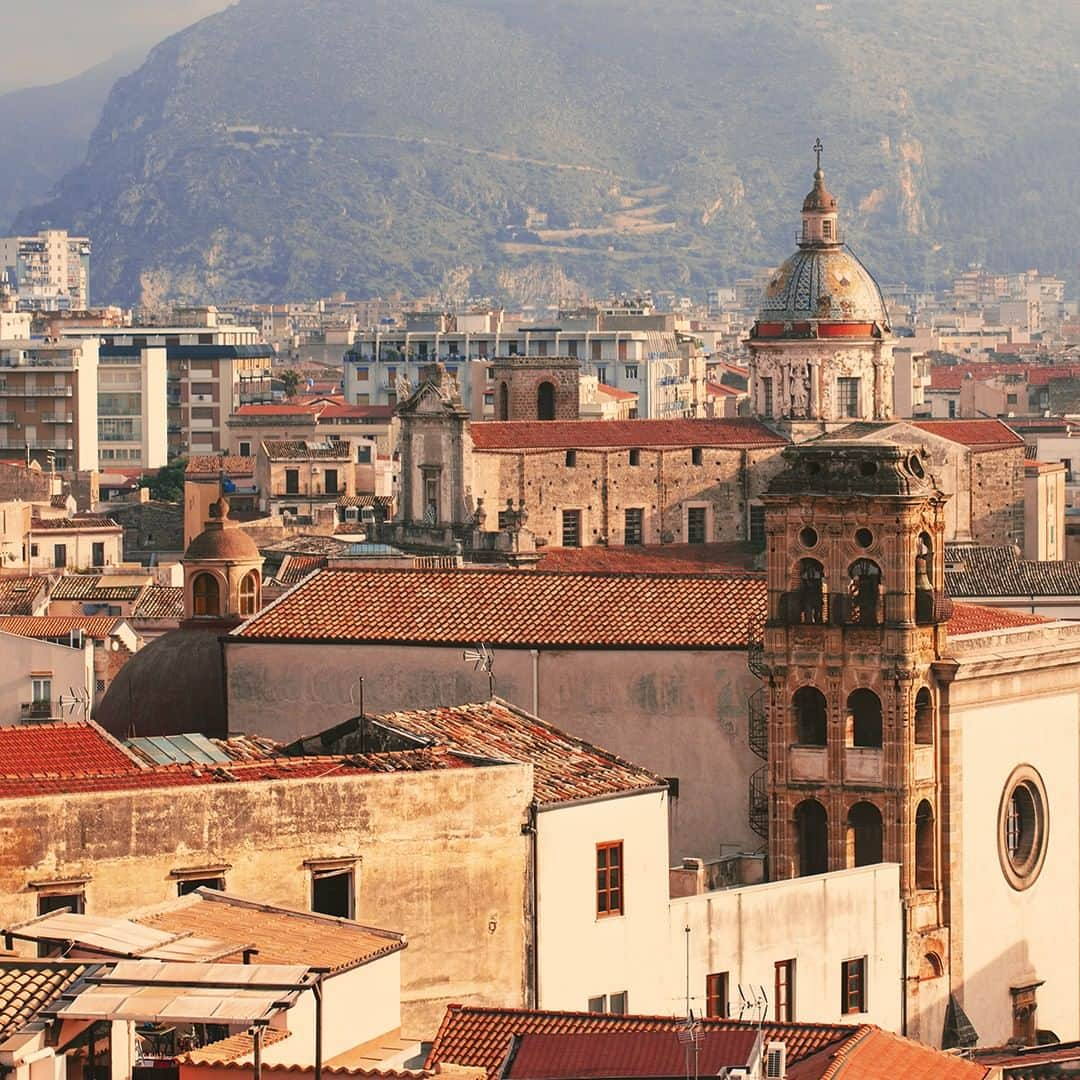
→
(276, 555, 327, 586)
(232, 568, 767, 649)
(235, 404, 314, 416)
(1026, 363, 1080, 386)
(50, 575, 145, 601)
(946, 543, 1080, 598)
(537, 542, 761, 574)
(316, 403, 395, 421)
(911, 418, 1024, 449)
(30, 515, 121, 531)
(136, 890, 404, 973)
(706, 380, 742, 396)
(262, 440, 352, 460)
(185, 456, 256, 477)
(131, 585, 185, 619)
(0, 746, 477, 798)
(946, 602, 1050, 636)
(182, 1028, 293, 1064)
(470, 418, 787, 451)
(0, 576, 48, 615)
(0, 961, 89, 1040)
(370, 700, 665, 806)
(595, 384, 637, 401)
(0, 720, 139, 776)
(425, 1004, 858, 1078)
(801, 1026, 993, 1079)
(503, 1030, 758, 1078)
(0, 615, 122, 640)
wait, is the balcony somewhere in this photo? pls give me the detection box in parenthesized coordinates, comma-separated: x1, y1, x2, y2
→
(788, 745, 828, 782)
(3, 439, 74, 451)
(21, 701, 59, 721)
(41, 416, 73, 425)
(0, 386, 72, 397)
(843, 747, 884, 786)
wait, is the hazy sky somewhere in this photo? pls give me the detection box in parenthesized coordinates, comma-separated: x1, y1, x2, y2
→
(1, 1, 233, 92)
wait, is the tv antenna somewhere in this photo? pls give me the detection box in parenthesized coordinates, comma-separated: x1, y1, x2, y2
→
(462, 643, 495, 698)
(736, 984, 768, 1027)
(58, 686, 90, 719)
(676, 1013, 702, 1080)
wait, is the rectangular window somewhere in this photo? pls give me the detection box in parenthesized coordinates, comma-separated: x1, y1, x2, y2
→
(567, 341, 578, 359)
(536, 340, 548, 357)
(774, 959, 795, 1022)
(624, 508, 644, 545)
(38, 891, 84, 917)
(565, 450, 577, 467)
(176, 876, 225, 896)
(1006, 393, 1018, 405)
(31, 676, 52, 705)
(617, 340, 628, 362)
(692, 447, 703, 466)
(842, 957, 867, 1015)
(822, 219, 833, 239)
(596, 841, 623, 917)
(624, 365, 638, 380)
(311, 866, 355, 919)
(92, 542, 105, 567)
(628, 448, 640, 466)
(285, 469, 299, 495)
(562, 509, 581, 548)
(324, 468, 339, 494)
(53, 543, 67, 568)
(837, 377, 861, 418)
(948, 399, 957, 418)
(597, 366, 607, 385)
(761, 376, 774, 418)
(749, 505, 766, 548)
(238, 441, 251, 456)
(687, 506, 707, 544)
(355, 393, 370, 406)
(608, 992, 628, 1015)
(587, 995, 606, 1013)
(706, 972, 729, 1018)
(357, 445, 372, 464)
(591, 341, 602, 362)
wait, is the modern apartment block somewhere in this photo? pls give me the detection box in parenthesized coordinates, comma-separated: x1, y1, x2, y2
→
(0, 230, 91, 311)
(0, 338, 98, 472)
(343, 310, 706, 420)
(97, 345, 168, 470)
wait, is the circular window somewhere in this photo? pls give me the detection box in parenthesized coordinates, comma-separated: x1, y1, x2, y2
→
(799, 526, 818, 548)
(855, 527, 874, 548)
(909, 454, 926, 478)
(997, 765, 1049, 891)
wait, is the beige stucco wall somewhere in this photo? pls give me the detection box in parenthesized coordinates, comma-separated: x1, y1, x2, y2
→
(224, 640, 763, 861)
(0, 764, 532, 1037)
(670, 864, 903, 1031)
(0, 631, 92, 724)
(1024, 465, 1065, 561)
(537, 791, 671, 1014)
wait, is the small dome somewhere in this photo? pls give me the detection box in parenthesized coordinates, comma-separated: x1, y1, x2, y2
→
(759, 247, 889, 326)
(96, 628, 227, 738)
(802, 168, 837, 213)
(185, 524, 261, 561)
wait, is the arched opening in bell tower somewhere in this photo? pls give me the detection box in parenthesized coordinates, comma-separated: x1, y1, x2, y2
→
(847, 559, 881, 626)
(797, 558, 826, 624)
(794, 799, 828, 877)
(793, 686, 828, 746)
(846, 688, 883, 748)
(846, 801, 884, 867)
(915, 800, 936, 889)
(537, 380, 556, 421)
(915, 687, 934, 745)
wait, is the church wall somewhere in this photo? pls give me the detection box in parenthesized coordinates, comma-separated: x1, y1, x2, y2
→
(0, 764, 531, 1035)
(224, 639, 760, 861)
(951, 672, 1080, 1045)
(970, 447, 1026, 551)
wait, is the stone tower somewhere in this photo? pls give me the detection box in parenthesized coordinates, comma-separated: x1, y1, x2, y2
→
(760, 439, 952, 1042)
(748, 143, 894, 441)
(491, 356, 580, 421)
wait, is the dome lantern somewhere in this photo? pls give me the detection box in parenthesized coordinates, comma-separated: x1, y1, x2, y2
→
(800, 138, 840, 247)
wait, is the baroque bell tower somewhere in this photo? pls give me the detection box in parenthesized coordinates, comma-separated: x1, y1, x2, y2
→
(760, 439, 952, 1043)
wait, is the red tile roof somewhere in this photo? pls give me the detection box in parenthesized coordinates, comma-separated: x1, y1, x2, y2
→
(537, 543, 761, 574)
(370, 700, 665, 806)
(131, 585, 185, 619)
(911, 419, 1024, 449)
(470, 419, 786, 451)
(0, 615, 122, 641)
(262, 440, 352, 461)
(425, 1005, 858, 1078)
(316, 402, 395, 420)
(0, 720, 138, 777)
(801, 1027, 992, 1079)
(0, 577, 48, 616)
(503, 1030, 759, 1078)
(232, 567, 767, 649)
(234, 405, 313, 416)
(185, 456, 256, 477)
(946, 602, 1051, 636)
(276, 554, 327, 586)
(30, 516, 121, 531)
(706, 380, 742, 397)
(595, 384, 638, 402)
(0, 962, 90, 1041)
(50, 575, 146, 601)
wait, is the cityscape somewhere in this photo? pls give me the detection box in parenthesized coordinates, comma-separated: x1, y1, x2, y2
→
(0, 2, 1078, 1079)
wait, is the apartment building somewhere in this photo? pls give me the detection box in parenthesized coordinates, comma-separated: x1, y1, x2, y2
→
(0, 230, 91, 311)
(97, 344, 168, 469)
(343, 310, 706, 420)
(0, 337, 98, 472)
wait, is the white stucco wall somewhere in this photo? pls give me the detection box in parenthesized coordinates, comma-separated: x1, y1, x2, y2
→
(956, 690, 1080, 1046)
(669, 864, 903, 1031)
(537, 790, 671, 1015)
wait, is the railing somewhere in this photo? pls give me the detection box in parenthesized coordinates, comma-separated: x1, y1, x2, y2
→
(0, 386, 72, 396)
(748, 687, 767, 760)
(41, 416, 73, 424)
(21, 701, 58, 721)
(2, 439, 73, 450)
(749, 766, 769, 839)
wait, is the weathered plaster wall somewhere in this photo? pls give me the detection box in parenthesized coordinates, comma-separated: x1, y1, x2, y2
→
(224, 641, 762, 861)
(0, 766, 531, 1036)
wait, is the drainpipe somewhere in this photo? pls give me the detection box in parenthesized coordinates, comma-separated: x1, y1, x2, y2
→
(522, 801, 540, 1007)
(530, 649, 540, 716)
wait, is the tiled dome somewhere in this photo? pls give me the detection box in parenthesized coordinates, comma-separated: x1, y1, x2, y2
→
(759, 246, 889, 326)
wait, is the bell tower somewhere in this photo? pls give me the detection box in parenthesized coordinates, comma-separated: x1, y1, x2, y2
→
(760, 440, 952, 1043)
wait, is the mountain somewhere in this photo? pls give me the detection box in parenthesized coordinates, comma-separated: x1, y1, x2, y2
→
(13, 0, 1080, 306)
(0, 49, 147, 231)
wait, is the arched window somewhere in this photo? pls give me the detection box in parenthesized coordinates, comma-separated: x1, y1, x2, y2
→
(498, 381, 509, 421)
(915, 800, 936, 890)
(793, 686, 827, 746)
(238, 570, 260, 617)
(915, 533, 935, 623)
(914, 687, 934, 745)
(848, 559, 881, 626)
(920, 952, 944, 980)
(846, 801, 883, 867)
(794, 799, 828, 877)
(192, 573, 221, 617)
(797, 558, 825, 625)
(846, 688, 883, 748)
(537, 381, 556, 421)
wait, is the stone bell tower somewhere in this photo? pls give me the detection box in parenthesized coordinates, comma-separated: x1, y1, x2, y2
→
(759, 439, 952, 1043)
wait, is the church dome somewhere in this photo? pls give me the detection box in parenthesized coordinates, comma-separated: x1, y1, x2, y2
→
(759, 246, 889, 327)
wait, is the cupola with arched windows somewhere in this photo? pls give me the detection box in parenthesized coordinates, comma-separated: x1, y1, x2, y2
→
(182, 493, 263, 625)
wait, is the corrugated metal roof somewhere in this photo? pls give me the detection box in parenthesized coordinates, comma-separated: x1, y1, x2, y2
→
(126, 733, 232, 766)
